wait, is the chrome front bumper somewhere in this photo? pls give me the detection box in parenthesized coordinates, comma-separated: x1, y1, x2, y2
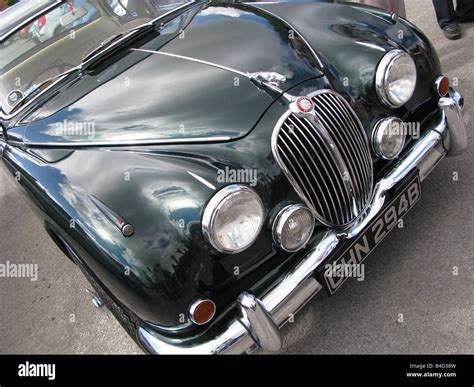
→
(138, 90, 469, 354)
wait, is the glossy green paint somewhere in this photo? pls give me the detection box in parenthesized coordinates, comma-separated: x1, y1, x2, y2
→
(18, 2, 322, 145)
(1, 1, 443, 340)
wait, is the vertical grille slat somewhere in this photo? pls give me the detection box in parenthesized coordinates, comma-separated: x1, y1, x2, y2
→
(317, 96, 371, 211)
(327, 94, 373, 178)
(316, 109, 362, 212)
(326, 94, 373, 184)
(286, 118, 344, 224)
(289, 116, 351, 224)
(320, 94, 368, 184)
(277, 138, 325, 217)
(299, 115, 356, 223)
(327, 94, 369, 158)
(326, 94, 373, 203)
(280, 128, 334, 221)
(272, 90, 374, 227)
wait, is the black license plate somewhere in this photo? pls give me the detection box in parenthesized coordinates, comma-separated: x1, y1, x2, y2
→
(320, 173, 421, 295)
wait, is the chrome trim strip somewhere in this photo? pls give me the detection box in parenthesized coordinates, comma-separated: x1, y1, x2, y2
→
(355, 41, 387, 52)
(130, 48, 251, 78)
(23, 136, 233, 147)
(85, 288, 104, 309)
(138, 92, 463, 354)
(187, 171, 216, 190)
(130, 48, 290, 98)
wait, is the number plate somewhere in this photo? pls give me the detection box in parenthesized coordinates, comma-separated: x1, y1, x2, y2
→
(320, 173, 421, 295)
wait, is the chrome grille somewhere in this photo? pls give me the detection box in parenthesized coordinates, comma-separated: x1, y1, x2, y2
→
(272, 90, 373, 227)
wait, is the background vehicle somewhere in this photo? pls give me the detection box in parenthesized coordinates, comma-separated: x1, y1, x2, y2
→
(29, 3, 68, 43)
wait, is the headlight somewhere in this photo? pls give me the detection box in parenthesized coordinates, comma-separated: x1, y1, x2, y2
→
(376, 49, 417, 108)
(202, 185, 264, 253)
(273, 204, 315, 252)
(372, 117, 406, 160)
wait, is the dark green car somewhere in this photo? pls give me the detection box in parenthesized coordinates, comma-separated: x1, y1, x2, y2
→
(0, 0, 468, 354)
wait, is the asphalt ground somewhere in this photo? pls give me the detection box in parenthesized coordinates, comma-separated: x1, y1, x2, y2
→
(0, 0, 472, 354)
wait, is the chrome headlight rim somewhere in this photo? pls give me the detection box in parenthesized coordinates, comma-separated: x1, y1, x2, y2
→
(273, 204, 315, 253)
(202, 184, 264, 254)
(372, 117, 406, 160)
(375, 49, 417, 108)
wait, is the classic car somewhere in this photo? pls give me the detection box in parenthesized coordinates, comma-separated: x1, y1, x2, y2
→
(0, 0, 469, 354)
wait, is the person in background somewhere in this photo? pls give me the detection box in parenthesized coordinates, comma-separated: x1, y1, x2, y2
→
(432, 0, 474, 40)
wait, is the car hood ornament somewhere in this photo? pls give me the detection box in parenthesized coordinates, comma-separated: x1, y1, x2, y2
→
(130, 48, 289, 97)
(247, 71, 287, 88)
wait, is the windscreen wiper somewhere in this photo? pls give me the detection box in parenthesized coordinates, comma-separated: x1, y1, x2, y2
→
(81, 1, 199, 71)
(81, 32, 128, 63)
(81, 24, 157, 72)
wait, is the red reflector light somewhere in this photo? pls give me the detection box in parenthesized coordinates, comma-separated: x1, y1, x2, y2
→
(189, 299, 216, 325)
(436, 76, 449, 97)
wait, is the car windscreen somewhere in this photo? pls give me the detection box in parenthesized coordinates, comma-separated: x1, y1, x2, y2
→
(0, 0, 191, 115)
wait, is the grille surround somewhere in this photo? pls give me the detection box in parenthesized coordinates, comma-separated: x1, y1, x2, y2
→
(272, 90, 374, 228)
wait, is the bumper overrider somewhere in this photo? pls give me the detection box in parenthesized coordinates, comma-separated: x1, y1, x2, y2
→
(138, 90, 469, 354)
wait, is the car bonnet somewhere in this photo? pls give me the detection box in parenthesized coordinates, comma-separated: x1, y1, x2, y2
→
(20, 2, 324, 146)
